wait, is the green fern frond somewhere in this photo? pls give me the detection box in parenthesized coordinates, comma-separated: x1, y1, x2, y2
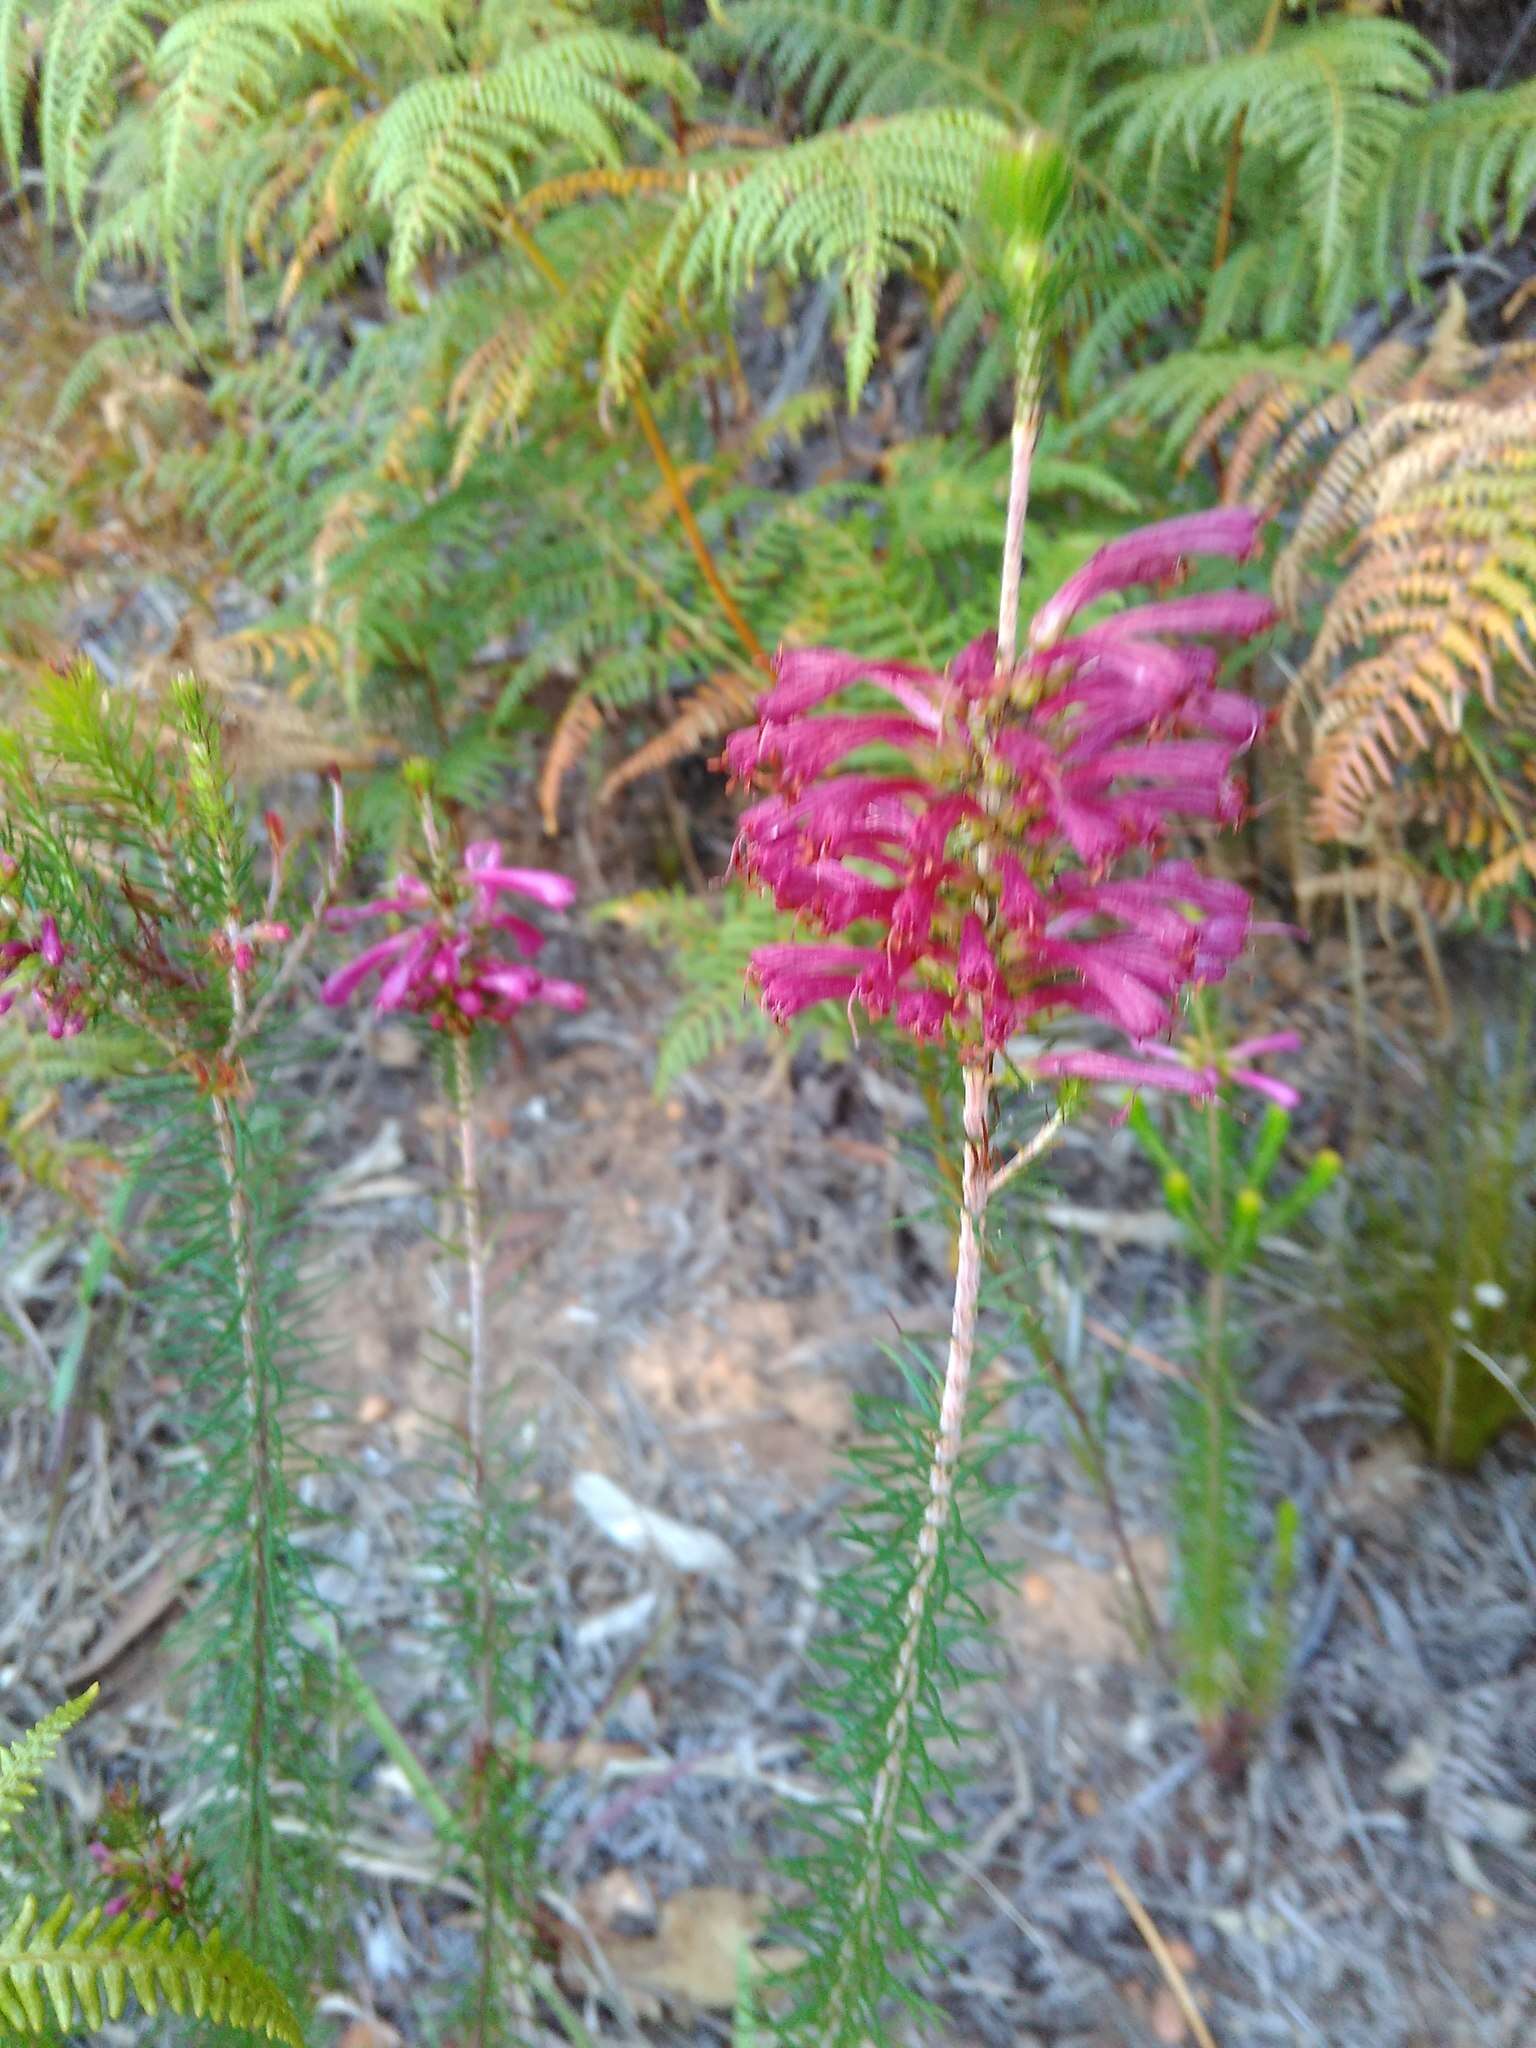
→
(598, 883, 840, 1095)
(40, 0, 160, 229)
(0, 1896, 303, 2044)
(0, 0, 32, 186)
(606, 106, 1008, 407)
(363, 30, 694, 306)
(1090, 14, 1435, 297)
(0, 1691, 98, 1838)
(1361, 76, 1536, 303)
(152, 0, 440, 309)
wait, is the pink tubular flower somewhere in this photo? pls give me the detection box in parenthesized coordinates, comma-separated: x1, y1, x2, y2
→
(321, 838, 585, 1031)
(724, 508, 1289, 1088)
(1071, 1029, 1304, 1109)
(1, 912, 89, 1038)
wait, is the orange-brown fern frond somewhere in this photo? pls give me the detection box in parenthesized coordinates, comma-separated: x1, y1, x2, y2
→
(538, 691, 606, 834)
(599, 666, 761, 807)
(1243, 306, 1536, 924)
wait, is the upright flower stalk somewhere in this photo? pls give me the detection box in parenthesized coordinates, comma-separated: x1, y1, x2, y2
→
(724, 141, 1289, 2030)
(321, 786, 584, 2047)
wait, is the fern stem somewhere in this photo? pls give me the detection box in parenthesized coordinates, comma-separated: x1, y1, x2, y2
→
(207, 1089, 276, 1940)
(1212, 0, 1283, 274)
(996, 394, 1040, 672)
(1211, 109, 1247, 273)
(630, 394, 772, 673)
(500, 213, 769, 675)
(824, 1060, 992, 2038)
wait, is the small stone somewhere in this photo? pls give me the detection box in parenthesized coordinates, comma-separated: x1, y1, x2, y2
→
(1070, 1784, 1100, 1818)
(1469, 1890, 1498, 1920)
(357, 1393, 393, 1426)
(1022, 1572, 1055, 1609)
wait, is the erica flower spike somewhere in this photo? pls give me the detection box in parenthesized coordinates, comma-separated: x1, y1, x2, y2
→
(320, 838, 586, 1030)
(726, 508, 1281, 1091)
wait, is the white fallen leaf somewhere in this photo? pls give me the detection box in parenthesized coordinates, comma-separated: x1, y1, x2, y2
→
(573, 1473, 738, 1578)
(575, 1590, 660, 1649)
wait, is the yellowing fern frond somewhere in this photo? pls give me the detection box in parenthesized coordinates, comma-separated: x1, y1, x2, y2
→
(0, 1897, 303, 2045)
(0, 1690, 98, 1836)
(1207, 293, 1536, 927)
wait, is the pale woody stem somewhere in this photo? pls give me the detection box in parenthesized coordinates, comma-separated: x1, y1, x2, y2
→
(825, 1064, 992, 2033)
(209, 1090, 273, 1926)
(451, 1032, 497, 1777)
(996, 382, 1041, 674)
(454, 1033, 488, 1496)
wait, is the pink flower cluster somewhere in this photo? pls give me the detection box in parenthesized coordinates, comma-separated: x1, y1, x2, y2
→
(320, 839, 586, 1030)
(0, 912, 89, 1038)
(725, 509, 1282, 1095)
(87, 1827, 194, 1923)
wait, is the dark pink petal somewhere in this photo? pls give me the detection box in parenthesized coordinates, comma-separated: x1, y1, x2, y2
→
(319, 931, 415, 1006)
(957, 914, 1006, 1000)
(38, 915, 66, 968)
(1030, 508, 1267, 643)
(999, 854, 1048, 933)
(375, 927, 438, 1011)
(895, 987, 955, 1039)
(723, 727, 767, 782)
(535, 975, 587, 1013)
(489, 911, 546, 957)
(761, 646, 945, 728)
(1227, 1031, 1302, 1061)
(1090, 739, 1237, 785)
(1038, 941, 1171, 1037)
(949, 632, 1000, 695)
(1230, 1066, 1302, 1110)
(1054, 879, 1196, 953)
(1081, 591, 1277, 642)
(756, 714, 939, 786)
(477, 964, 542, 1005)
(1182, 688, 1269, 745)
(1143, 860, 1251, 918)
(465, 862, 578, 912)
(1032, 1048, 1214, 1096)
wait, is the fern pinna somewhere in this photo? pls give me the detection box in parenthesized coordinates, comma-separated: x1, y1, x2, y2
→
(0, 1691, 301, 2042)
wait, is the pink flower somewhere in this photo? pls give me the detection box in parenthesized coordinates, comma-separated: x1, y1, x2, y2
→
(322, 838, 585, 1031)
(1, 912, 89, 1037)
(725, 508, 1286, 1083)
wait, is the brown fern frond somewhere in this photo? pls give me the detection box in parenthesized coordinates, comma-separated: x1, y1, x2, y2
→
(599, 666, 761, 806)
(538, 691, 606, 833)
(1181, 369, 1302, 482)
(1251, 339, 1416, 503)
